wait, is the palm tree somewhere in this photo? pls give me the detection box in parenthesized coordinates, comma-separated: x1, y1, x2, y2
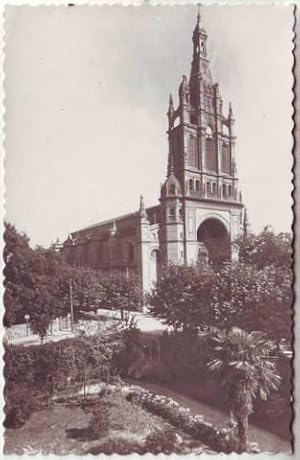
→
(206, 327, 281, 452)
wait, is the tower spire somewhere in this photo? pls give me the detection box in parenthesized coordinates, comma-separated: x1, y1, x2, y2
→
(139, 195, 146, 218)
(197, 4, 201, 26)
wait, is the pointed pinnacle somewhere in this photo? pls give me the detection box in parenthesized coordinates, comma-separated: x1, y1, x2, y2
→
(197, 4, 201, 26)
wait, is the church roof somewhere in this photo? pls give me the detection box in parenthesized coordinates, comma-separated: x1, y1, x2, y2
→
(71, 203, 160, 236)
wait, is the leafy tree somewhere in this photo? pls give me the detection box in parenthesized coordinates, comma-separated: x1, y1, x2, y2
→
(211, 262, 293, 341)
(3, 223, 35, 325)
(147, 264, 215, 332)
(148, 260, 292, 342)
(29, 285, 56, 344)
(236, 227, 292, 269)
(206, 327, 281, 452)
(100, 272, 143, 318)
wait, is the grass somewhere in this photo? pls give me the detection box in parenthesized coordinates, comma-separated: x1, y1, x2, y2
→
(4, 391, 212, 455)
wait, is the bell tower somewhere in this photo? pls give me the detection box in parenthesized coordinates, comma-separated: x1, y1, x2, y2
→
(160, 8, 244, 265)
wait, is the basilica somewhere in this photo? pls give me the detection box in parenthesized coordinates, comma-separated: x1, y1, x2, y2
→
(63, 12, 244, 293)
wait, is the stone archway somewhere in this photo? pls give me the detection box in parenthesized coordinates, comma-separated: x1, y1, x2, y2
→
(150, 249, 161, 285)
(197, 218, 231, 264)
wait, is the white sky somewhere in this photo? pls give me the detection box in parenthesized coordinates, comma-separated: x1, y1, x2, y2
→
(4, 5, 294, 247)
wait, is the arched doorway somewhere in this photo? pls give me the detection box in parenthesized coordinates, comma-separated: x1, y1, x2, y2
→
(150, 249, 160, 285)
(197, 218, 230, 264)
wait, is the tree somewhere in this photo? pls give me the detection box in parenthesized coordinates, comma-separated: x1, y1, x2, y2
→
(147, 264, 215, 332)
(210, 262, 293, 342)
(206, 327, 281, 452)
(29, 286, 56, 344)
(3, 223, 35, 325)
(148, 260, 292, 342)
(236, 227, 292, 270)
(100, 272, 143, 318)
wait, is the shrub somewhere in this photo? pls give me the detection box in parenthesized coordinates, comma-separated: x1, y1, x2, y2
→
(144, 427, 179, 454)
(4, 385, 47, 428)
(89, 404, 110, 438)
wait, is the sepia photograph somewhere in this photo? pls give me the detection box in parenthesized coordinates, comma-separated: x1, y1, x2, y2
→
(2, 3, 294, 455)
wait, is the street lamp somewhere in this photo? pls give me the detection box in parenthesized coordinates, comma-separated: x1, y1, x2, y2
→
(69, 280, 74, 331)
(24, 314, 30, 336)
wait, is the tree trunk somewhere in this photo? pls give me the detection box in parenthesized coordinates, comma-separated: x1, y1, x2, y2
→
(237, 415, 249, 453)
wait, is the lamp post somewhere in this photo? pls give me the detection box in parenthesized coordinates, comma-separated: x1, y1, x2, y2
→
(69, 279, 74, 331)
(24, 314, 30, 336)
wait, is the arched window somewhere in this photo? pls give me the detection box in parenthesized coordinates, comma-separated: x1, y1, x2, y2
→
(228, 185, 232, 197)
(188, 136, 197, 168)
(169, 184, 176, 195)
(169, 207, 176, 220)
(206, 126, 216, 171)
(212, 182, 216, 195)
(207, 182, 211, 194)
(173, 116, 180, 128)
(195, 180, 200, 192)
(221, 141, 231, 174)
(189, 178, 194, 192)
(222, 184, 227, 198)
(222, 124, 229, 136)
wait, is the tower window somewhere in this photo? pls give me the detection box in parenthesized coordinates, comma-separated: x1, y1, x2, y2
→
(189, 178, 194, 192)
(195, 180, 200, 192)
(221, 141, 231, 174)
(212, 182, 216, 194)
(228, 185, 232, 196)
(222, 184, 227, 198)
(222, 124, 230, 136)
(169, 207, 176, 220)
(188, 136, 197, 168)
(207, 182, 211, 194)
(169, 184, 176, 195)
(206, 126, 216, 171)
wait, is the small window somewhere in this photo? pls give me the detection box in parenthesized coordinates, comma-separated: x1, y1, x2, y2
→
(228, 185, 232, 196)
(169, 184, 176, 195)
(207, 182, 211, 194)
(169, 207, 176, 217)
(206, 126, 213, 138)
(212, 183, 216, 194)
(222, 184, 227, 197)
(222, 124, 229, 136)
(195, 180, 200, 192)
(189, 179, 194, 192)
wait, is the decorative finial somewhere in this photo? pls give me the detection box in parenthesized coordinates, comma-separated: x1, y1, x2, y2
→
(169, 93, 173, 107)
(110, 221, 117, 237)
(139, 195, 146, 218)
(197, 4, 201, 26)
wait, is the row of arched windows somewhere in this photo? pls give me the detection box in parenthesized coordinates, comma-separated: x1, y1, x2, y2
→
(188, 178, 233, 199)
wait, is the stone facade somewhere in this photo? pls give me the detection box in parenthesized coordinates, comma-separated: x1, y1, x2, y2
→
(63, 12, 244, 293)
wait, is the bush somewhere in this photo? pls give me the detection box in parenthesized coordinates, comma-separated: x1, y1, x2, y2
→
(4, 385, 47, 428)
(89, 403, 110, 438)
(144, 427, 179, 454)
(124, 387, 231, 453)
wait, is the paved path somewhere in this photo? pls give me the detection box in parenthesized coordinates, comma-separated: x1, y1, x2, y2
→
(126, 379, 291, 454)
(4, 309, 167, 346)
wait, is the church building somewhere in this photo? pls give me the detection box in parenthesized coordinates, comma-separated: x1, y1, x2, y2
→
(63, 12, 244, 293)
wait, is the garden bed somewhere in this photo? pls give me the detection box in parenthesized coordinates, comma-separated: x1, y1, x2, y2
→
(4, 388, 212, 455)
